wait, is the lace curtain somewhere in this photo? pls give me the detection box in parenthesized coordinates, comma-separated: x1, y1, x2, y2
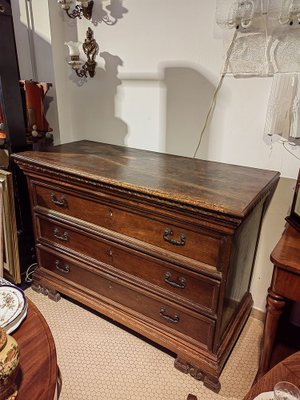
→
(216, 0, 300, 139)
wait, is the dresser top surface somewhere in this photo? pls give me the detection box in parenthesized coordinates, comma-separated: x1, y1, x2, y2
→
(12, 140, 280, 218)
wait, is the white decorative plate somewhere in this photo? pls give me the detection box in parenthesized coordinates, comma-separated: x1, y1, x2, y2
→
(0, 285, 27, 332)
(0, 278, 14, 287)
(0, 287, 21, 327)
(253, 391, 274, 400)
(5, 303, 28, 334)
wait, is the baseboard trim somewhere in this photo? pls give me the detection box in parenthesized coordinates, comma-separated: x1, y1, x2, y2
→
(251, 307, 265, 322)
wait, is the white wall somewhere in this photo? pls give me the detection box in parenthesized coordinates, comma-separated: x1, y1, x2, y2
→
(12, 0, 299, 311)
(11, 0, 60, 143)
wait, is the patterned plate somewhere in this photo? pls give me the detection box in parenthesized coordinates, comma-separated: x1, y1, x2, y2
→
(5, 303, 28, 334)
(0, 285, 27, 329)
(0, 278, 14, 287)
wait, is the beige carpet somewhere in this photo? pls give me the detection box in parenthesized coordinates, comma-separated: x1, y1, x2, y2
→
(25, 287, 263, 400)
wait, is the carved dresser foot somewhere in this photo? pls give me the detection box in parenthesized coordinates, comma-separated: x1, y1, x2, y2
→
(203, 375, 221, 393)
(31, 282, 61, 302)
(174, 358, 204, 380)
(174, 357, 221, 393)
(48, 288, 61, 302)
(31, 282, 43, 294)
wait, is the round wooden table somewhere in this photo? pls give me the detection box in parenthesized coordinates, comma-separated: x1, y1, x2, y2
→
(244, 352, 300, 400)
(12, 298, 59, 399)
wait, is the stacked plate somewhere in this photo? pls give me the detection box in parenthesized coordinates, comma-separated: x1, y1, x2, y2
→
(0, 281, 27, 334)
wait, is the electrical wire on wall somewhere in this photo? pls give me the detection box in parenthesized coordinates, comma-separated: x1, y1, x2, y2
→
(193, 28, 238, 158)
(281, 140, 300, 161)
(194, 0, 300, 159)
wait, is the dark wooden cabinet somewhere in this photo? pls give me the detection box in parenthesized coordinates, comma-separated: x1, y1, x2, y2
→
(12, 140, 280, 392)
(0, 0, 28, 155)
(0, 0, 36, 278)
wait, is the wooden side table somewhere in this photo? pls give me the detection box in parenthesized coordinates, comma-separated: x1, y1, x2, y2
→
(244, 351, 300, 400)
(13, 298, 59, 399)
(256, 225, 300, 380)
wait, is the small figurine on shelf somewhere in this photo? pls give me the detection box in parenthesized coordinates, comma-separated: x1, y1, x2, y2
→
(0, 327, 19, 400)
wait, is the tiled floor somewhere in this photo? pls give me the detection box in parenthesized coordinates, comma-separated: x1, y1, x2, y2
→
(26, 288, 263, 400)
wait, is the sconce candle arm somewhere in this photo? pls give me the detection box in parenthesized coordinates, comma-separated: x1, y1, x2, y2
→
(75, 64, 88, 78)
(74, 59, 97, 78)
(58, 0, 93, 20)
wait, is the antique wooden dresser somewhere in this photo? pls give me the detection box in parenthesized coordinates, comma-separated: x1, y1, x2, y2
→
(12, 141, 280, 392)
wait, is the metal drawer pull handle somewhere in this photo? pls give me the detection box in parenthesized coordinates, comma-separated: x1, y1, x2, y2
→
(159, 308, 179, 324)
(54, 228, 69, 242)
(164, 272, 186, 289)
(51, 193, 67, 207)
(163, 228, 186, 246)
(55, 260, 70, 274)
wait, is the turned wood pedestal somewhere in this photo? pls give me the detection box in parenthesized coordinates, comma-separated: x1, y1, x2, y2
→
(256, 225, 300, 380)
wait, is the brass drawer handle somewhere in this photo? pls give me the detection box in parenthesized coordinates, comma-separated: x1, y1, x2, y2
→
(163, 228, 186, 246)
(55, 260, 70, 274)
(54, 228, 69, 242)
(159, 308, 179, 324)
(0, 5, 6, 13)
(164, 272, 186, 289)
(51, 193, 67, 207)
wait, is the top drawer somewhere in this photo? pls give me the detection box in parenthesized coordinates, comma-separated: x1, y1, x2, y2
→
(31, 181, 226, 268)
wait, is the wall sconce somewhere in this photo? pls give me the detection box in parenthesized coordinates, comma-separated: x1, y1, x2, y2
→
(65, 28, 98, 78)
(57, 0, 94, 20)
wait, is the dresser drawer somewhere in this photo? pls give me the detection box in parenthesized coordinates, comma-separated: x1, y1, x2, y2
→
(32, 181, 224, 267)
(36, 216, 220, 315)
(36, 246, 216, 349)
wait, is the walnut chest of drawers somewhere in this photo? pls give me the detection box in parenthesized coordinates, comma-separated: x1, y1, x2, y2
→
(12, 140, 280, 392)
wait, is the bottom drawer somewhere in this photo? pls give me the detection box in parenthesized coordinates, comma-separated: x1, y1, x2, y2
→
(36, 245, 215, 350)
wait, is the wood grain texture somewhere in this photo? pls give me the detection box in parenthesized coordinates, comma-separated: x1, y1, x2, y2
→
(36, 214, 220, 316)
(12, 140, 279, 219)
(12, 141, 280, 392)
(32, 180, 224, 267)
(245, 352, 300, 400)
(271, 225, 300, 274)
(13, 298, 58, 400)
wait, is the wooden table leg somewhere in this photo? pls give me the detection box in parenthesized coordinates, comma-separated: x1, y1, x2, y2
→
(255, 288, 286, 381)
